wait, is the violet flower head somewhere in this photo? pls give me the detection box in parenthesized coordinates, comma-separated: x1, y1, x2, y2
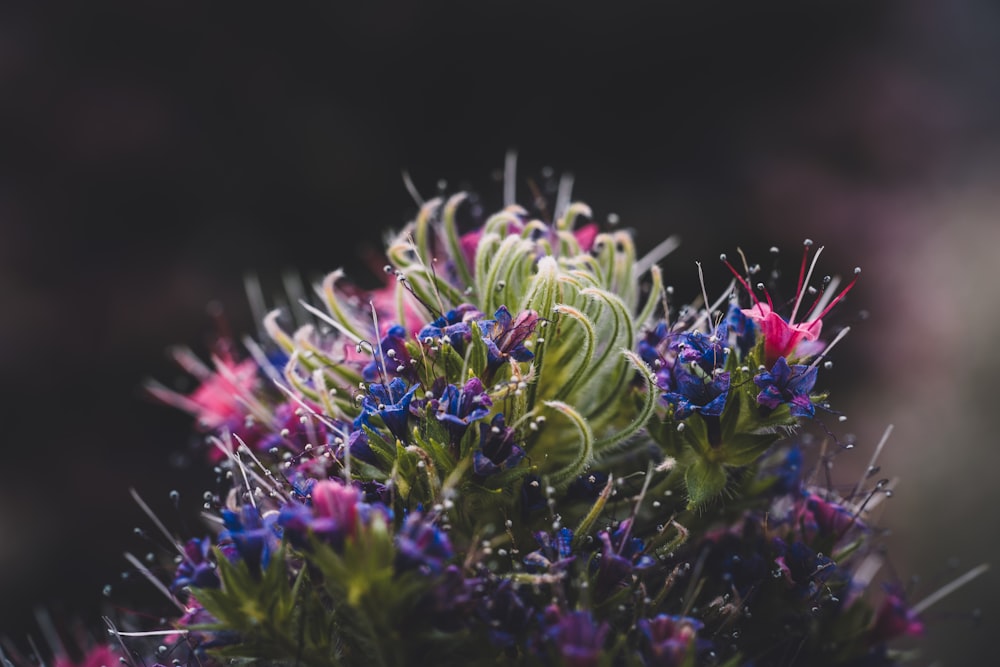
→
(481, 306, 539, 374)
(594, 520, 654, 600)
(870, 586, 924, 643)
(362, 324, 416, 383)
(668, 321, 729, 374)
(171, 537, 220, 593)
(278, 481, 369, 551)
(417, 303, 483, 352)
(356, 377, 419, 443)
(218, 505, 281, 575)
(431, 376, 492, 443)
(659, 322, 731, 419)
(547, 610, 609, 667)
(524, 527, 575, 573)
(726, 302, 758, 357)
(337, 427, 378, 465)
(637, 614, 703, 667)
(639, 322, 668, 360)
(473, 413, 524, 476)
(754, 356, 818, 418)
(395, 511, 453, 575)
(663, 365, 730, 419)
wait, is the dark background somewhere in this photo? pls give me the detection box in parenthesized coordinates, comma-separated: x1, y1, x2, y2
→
(2, 1, 998, 664)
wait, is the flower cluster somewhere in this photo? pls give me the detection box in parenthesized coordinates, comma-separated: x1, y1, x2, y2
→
(56, 187, 985, 667)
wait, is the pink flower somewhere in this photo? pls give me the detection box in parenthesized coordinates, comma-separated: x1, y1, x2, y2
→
(311, 480, 361, 538)
(186, 356, 259, 430)
(724, 242, 859, 367)
(53, 646, 118, 667)
(741, 303, 823, 368)
(146, 348, 259, 435)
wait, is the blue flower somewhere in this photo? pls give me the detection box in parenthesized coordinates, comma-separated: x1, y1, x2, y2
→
(356, 377, 419, 443)
(658, 322, 731, 419)
(594, 519, 654, 599)
(754, 356, 818, 418)
(547, 610, 609, 667)
(336, 428, 377, 465)
(767, 444, 804, 495)
(417, 304, 483, 353)
(638, 321, 670, 368)
(430, 377, 492, 443)
(395, 511, 453, 575)
(524, 527, 575, 573)
(663, 366, 730, 419)
(218, 506, 281, 576)
(473, 413, 525, 476)
(726, 303, 757, 357)
(362, 324, 416, 383)
(773, 539, 836, 598)
(668, 321, 729, 374)
(171, 537, 220, 593)
(637, 614, 703, 667)
(480, 306, 539, 375)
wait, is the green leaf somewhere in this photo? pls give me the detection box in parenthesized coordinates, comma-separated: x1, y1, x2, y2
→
(685, 458, 728, 508)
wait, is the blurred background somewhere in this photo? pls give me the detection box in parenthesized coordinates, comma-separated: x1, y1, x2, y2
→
(2, 0, 998, 663)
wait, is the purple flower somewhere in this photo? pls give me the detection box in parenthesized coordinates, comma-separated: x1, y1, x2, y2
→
(356, 377, 419, 443)
(171, 537, 219, 593)
(668, 321, 729, 374)
(773, 539, 836, 598)
(566, 470, 610, 501)
(594, 519, 654, 599)
(218, 506, 281, 575)
(417, 304, 484, 352)
(354, 478, 391, 505)
(279, 481, 385, 551)
(767, 444, 804, 495)
(473, 413, 524, 476)
(637, 614, 703, 667)
(362, 324, 416, 383)
(638, 322, 670, 368)
(481, 306, 539, 374)
(521, 474, 547, 516)
(430, 377, 492, 443)
(524, 527, 575, 573)
(726, 303, 757, 357)
(395, 511, 453, 575)
(547, 610, 609, 667)
(754, 356, 818, 418)
(869, 586, 924, 643)
(798, 491, 863, 540)
(663, 366, 730, 419)
(336, 428, 377, 465)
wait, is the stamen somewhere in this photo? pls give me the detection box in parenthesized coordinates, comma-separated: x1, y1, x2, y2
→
(123, 552, 185, 612)
(852, 424, 894, 502)
(808, 326, 851, 369)
(695, 262, 712, 328)
(299, 300, 363, 344)
(813, 268, 861, 323)
(130, 488, 188, 562)
(790, 244, 824, 324)
(369, 301, 395, 402)
(911, 563, 990, 615)
(114, 630, 190, 638)
(635, 235, 680, 278)
(720, 254, 761, 310)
